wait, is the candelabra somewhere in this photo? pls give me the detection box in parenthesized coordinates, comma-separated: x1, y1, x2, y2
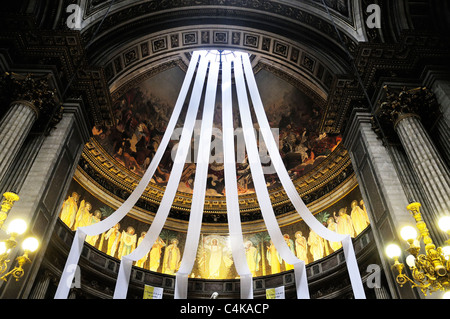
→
(386, 202, 450, 297)
(0, 192, 39, 282)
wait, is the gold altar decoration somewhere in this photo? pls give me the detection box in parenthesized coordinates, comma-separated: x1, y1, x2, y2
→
(386, 202, 450, 297)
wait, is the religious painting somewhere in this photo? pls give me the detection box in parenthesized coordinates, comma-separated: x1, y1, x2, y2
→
(59, 179, 368, 280)
(91, 65, 341, 197)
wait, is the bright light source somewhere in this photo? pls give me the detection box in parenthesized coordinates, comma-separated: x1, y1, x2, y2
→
(22, 237, 39, 252)
(386, 244, 401, 258)
(438, 216, 450, 232)
(0, 242, 6, 255)
(400, 226, 418, 241)
(7, 219, 27, 235)
(406, 254, 416, 267)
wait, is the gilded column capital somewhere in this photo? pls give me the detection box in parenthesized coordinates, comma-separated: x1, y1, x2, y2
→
(377, 86, 439, 129)
(1, 72, 57, 117)
(0, 72, 63, 133)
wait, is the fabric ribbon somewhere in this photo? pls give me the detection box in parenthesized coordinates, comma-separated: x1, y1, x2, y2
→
(54, 51, 202, 299)
(174, 53, 220, 299)
(240, 52, 366, 299)
(221, 57, 254, 299)
(113, 51, 211, 299)
(233, 52, 309, 299)
(55, 50, 365, 300)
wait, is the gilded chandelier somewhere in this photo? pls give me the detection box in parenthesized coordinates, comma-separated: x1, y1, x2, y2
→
(0, 192, 39, 282)
(386, 202, 450, 297)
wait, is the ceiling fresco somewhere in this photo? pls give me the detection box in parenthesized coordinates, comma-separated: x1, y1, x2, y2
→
(91, 62, 342, 198)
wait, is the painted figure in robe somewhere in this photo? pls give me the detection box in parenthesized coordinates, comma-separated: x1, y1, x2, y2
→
(244, 240, 261, 276)
(60, 192, 80, 229)
(85, 210, 102, 247)
(73, 200, 92, 230)
(350, 200, 370, 235)
(118, 226, 137, 259)
(103, 223, 121, 258)
(266, 240, 282, 274)
(135, 232, 149, 268)
(163, 238, 181, 275)
(335, 207, 356, 237)
(200, 237, 233, 279)
(283, 234, 295, 270)
(149, 236, 166, 272)
(308, 229, 325, 261)
(326, 216, 342, 252)
(294, 231, 308, 263)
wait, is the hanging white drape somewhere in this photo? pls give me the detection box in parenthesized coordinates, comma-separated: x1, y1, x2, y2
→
(113, 51, 212, 298)
(174, 53, 220, 299)
(54, 51, 202, 299)
(55, 49, 365, 300)
(239, 52, 366, 299)
(233, 52, 310, 299)
(221, 57, 253, 299)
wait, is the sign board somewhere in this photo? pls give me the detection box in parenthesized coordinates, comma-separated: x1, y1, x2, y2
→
(143, 285, 163, 299)
(266, 286, 285, 299)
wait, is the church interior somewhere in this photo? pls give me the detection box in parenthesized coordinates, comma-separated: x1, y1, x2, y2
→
(0, 0, 449, 301)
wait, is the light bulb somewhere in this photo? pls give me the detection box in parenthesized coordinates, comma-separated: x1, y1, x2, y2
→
(442, 246, 450, 260)
(442, 291, 450, 299)
(0, 242, 6, 255)
(21, 237, 39, 252)
(400, 226, 417, 242)
(7, 219, 27, 235)
(406, 254, 416, 267)
(386, 244, 401, 258)
(438, 216, 450, 233)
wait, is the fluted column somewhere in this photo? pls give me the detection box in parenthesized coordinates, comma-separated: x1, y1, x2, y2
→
(431, 118, 450, 164)
(0, 101, 38, 182)
(429, 79, 450, 164)
(378, 87, 450, 228)
(0, 73, 58, 184)
(29, 271, 51, 299)
(394, 114, 450, 218)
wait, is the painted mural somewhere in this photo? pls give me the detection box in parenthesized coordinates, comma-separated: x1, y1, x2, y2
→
(59, 179, 369, 279)
(91, 66, 341, 196)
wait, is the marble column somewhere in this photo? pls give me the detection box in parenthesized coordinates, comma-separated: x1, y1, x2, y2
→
(0, 73, 58, 184)
(28, 271, 51, 299)
(429, 79, 450, 165)
(0, 102, 90, 298)
(378, 87, 450, 226)
(0, 101, 38, 182)
(394, 114, 450, 219)
(344, 109, 418, 299)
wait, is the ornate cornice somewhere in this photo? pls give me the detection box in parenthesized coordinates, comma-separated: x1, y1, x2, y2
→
(0, 20, 114, 127)
(78, 136, 353, 223)
(331, 31, 450, 136)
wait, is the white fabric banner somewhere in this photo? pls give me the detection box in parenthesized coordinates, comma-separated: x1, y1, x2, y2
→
(54, 51, 202, 299)
(233, 52, 310, 299)
(174, 54, 220, 299)
(240, 53, 366, 299)
(113, 52, 211, 299)
(55, 49, 365, 300)
(221, 57, 253, 299)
